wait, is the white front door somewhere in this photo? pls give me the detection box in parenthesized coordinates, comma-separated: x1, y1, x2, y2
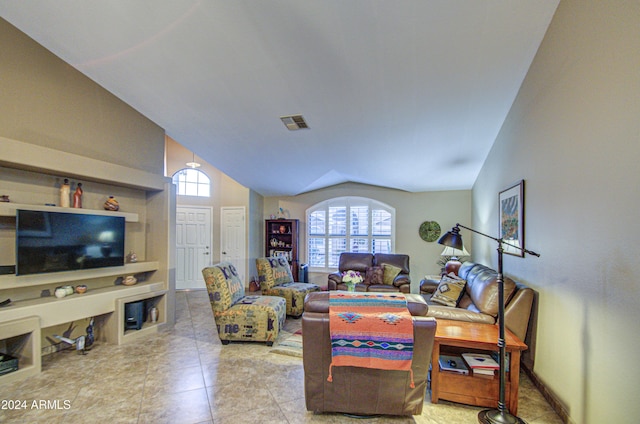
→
(176, 206, 212, 289)
(220, 207, 246, 283)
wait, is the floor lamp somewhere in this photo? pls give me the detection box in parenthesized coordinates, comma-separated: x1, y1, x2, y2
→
(438, 223, 540, 424)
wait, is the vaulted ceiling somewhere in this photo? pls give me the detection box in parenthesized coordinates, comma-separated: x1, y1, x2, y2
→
(0, 1, 560, 196)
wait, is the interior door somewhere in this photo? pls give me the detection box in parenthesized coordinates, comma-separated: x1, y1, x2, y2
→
(220, 207, 246, 283)
(176, 206, 212, 289)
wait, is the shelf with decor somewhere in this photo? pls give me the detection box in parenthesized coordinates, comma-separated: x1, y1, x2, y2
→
(0, 202, 139, 222)
(265, 219, 299, 280)
(0, 261, 159, 290)
(0, 281, 165, 329)
(106, 290, 168, 345)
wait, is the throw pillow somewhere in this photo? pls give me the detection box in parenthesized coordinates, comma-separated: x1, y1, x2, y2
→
(430, 274, 467, 307)
(364, 266, 383, 285)
(382, 264, 403, 285)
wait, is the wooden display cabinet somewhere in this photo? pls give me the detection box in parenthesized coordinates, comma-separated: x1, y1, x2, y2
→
(265, 219, 299, 281)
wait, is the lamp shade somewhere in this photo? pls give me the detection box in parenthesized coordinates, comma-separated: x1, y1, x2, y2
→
(437, 226, 464, 250)
(440, 245, 470, 257)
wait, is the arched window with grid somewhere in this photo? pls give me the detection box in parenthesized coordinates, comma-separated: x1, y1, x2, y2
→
(172, 168, 211, 197)
(306, 196, 395, 271)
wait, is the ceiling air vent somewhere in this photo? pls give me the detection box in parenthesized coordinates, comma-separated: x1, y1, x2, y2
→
(280, 114, 309, 130)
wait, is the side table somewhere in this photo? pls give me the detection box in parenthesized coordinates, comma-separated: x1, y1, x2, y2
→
(430, 319, 527, 414)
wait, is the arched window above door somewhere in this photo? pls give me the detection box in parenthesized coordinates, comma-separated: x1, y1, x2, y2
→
(172, 168, 211, 197)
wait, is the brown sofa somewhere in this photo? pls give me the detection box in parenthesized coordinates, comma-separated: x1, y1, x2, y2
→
(302, 291, 437, 416)
(424, 261, 534, 342)
(327, 252, 411, 293)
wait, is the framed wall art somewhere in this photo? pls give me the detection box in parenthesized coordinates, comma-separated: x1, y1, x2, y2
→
(499, 180, 525, 257)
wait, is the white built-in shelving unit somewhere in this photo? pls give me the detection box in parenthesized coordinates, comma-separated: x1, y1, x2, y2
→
(0, 136, 175, 385)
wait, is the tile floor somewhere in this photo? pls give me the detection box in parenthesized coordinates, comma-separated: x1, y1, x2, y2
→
(0, 291, 564, 423)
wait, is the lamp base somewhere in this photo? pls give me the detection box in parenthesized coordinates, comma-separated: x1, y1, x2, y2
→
(444, 259, 462, 276)
(478, 409, 527, 424)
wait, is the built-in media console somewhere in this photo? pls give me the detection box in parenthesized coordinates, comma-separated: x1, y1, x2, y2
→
(0, 136, 174, 386)
(0, 204, 170, 385)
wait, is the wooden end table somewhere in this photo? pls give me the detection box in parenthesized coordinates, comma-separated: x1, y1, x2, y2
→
(430, 319, 527, 414)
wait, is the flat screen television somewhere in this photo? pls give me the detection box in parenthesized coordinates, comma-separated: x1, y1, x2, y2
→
(16, 209, 125, 276)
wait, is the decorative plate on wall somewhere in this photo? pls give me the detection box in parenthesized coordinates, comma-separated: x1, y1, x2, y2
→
(419, 221, 441, 242)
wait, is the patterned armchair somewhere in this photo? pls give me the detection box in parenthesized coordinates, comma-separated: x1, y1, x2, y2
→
(256, 257, 321, 317)
(202, 262, 286, 345)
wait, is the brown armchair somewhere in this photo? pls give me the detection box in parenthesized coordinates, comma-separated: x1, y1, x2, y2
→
(302, 291, 437, 416)
(327, 252, 411, 293)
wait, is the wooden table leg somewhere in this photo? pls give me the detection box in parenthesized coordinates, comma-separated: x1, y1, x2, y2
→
(431, 340, 440, 403)
(508, 350, 522, 415)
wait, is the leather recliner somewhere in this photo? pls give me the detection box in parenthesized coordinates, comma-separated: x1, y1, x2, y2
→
(302, 291, 437, 416)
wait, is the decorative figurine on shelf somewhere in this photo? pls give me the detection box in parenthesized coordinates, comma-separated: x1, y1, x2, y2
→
(279, 225, 287, 234)
(127, 251, 138, 263)
(104, 195, 119, 211)
(122, 275, 137, 286)
(73, 182, 83, 208)
(85, 317, 94, 350)
(60, 178, 70, 207)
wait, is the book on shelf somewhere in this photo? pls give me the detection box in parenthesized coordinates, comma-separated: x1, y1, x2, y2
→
(472, 368, 495, 376)
(462, 353, 499, 369)
(438, 355, 469, 375)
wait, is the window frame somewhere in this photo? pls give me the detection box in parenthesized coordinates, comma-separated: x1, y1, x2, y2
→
(306, 196, 395, 272)
(171, 168, 211, 198)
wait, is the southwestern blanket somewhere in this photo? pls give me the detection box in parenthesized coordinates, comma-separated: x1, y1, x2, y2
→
(328, 291, 415, 387)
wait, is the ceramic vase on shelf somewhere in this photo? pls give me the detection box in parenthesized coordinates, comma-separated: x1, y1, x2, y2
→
(149, 307, 158, 323)
(73, 183, 83, 208)
(60, 179, 70, 207)
(104, 195, 119, 211)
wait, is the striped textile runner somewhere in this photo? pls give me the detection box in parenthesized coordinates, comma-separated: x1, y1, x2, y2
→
(328, 291, 415, 387)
